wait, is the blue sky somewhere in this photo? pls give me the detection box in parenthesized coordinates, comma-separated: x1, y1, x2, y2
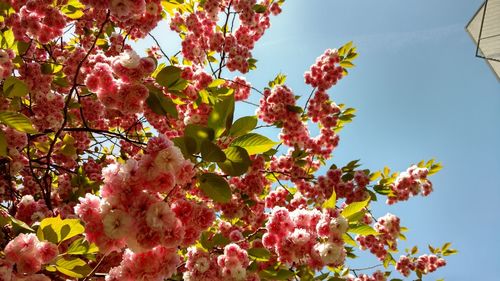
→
(140, 0, 500, 279)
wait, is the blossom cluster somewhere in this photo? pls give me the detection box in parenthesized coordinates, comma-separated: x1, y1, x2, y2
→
(387, 165, 432, 204)
(183, 244, 259, 281)
(74, 135, 214, 280)
(0, 49, 15, 79)
(80, 0, 163, 38)
(396, 254, 446, 277)
(7, 0, 66, 44)
(85, 49, 155, 115)
(171, 0, 279, 73)
(217, 243, 251, 280)
(106, 246, 179, 281)
(357, 213, 401, 261)
(257, 82, 343, 159)
(1, 233, 58, 280)
(346, 270, 387, 281)
(262, 207, 348, 268)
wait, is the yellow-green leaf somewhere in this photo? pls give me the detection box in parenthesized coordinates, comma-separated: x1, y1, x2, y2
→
(198, 173, 231, 203)
(0, 111, 37, 134)
(55, 257, 92, 278)
(322, 190, 337, 209)
(66, 238, 99, 255)
(230, 133, 278, 155)
(37, 216, 84, 244)
(200, 140, 226, 162)
(341, 197, 370, 219)
(248, 248, 271, 261)
(3, 76, 28, 98)
(348, 224, 378, 236)
(229, 116, 258, 137)
(217, 146, 251, 176)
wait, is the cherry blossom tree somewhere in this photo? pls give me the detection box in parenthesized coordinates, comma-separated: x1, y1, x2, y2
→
(0, 0, 456, 280)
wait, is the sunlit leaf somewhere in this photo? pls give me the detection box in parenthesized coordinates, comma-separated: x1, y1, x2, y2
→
(37, 216, 84, 244)
(230, 133, 278, 155)
(198, 173, 231, 203)
(55, 257, 92, 278)
(3, 76, 28, 98)
(200, 140, 226, 162)
(229, 116, 257, 137)
(341, 197, 370, 219)
(0, 111, 37, 133)
(217, 146, 251, 176)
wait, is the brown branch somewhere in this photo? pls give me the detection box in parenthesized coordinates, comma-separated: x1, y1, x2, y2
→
(40, 11, 111, 209)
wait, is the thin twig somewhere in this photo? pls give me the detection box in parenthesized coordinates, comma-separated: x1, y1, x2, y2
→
(149, 33, 172, 64)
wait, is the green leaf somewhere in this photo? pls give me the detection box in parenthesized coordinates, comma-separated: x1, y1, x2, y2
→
(199, 231, 214, 249)
(212, 232, 230, 247)
(0, 130, 7, 157)
(328, 277, 346, 281)
(185, 124, 214, 141)
(1, 29, 14, 48)
(61, 3, 84, 19)
(198, 173, 231, 203)
(252, 4, 267, 13)
(217, 146, 251, 176)
(373, 184, 391, 195)
(53, 77, 69, 87)
(230, 133, 278, 155)
(208, 79, 225, 88)
(184, 124, 215, 151)
(340, 61, 354, 68)
(156, 65, 188, 91)
(36, 216, 84, 244)
(345, 209, 365, 223)
(268, 73, 287, 88)
(411, 246, 418, 255)
(146, 88, 178, 118)
(200, 140, 226, 162)
(383, 253, 395, 268)
(41, 63, 63, 75)
(260, 269, 295, 280)
(3, 76, 28, 98)
(248, 248, 271, 261)
(169, 79, 188, 91)
(156, 66, 181, 86)
(0, 212, 34, 234)
(428, 245, 436, 254)
(15, 41, 30, 56)
(341, 197, 370, 219)
(60, 134, 76, 157)
(275, 269, 295, 280)
(429, 162, 443, 176)
(348, 224, 378, 236)
(62, 6, 84, 20)
(442, 249, 458, 256)
(55, 257, 92, 278)
(229, 116, 257, 137)
(315, 272, 330, 280)
(287, 105, 303, 114)
(342, 233, 357, 247)
(172, 136, 197, 157)
(66, 238, 99, 255)
(322, 190, 337, 209)
(0, 111, 37, 133)
(208, 95, 234, 138)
